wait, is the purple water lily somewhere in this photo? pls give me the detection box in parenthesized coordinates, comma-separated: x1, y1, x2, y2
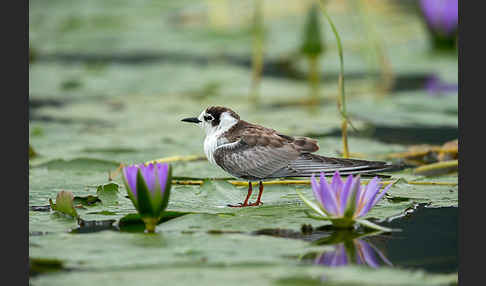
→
(315, 239, 392, 268)
(121, 162, 172, 233)
(298, 171, 394, 231)
(419, 0, 458, 37)
(310, 171, 391, 219)
(122, 162, 170, 199)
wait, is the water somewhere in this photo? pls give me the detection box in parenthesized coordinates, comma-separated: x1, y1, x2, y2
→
(376, 205, 458, 273)
(254, 205, 458, 274)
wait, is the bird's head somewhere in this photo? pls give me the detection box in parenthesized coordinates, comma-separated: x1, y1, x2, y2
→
(181, 106, 240, 135)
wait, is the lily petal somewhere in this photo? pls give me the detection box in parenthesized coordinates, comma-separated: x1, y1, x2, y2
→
(339, 175, 354, 214)
(122, 165, 139, 196)
(331, 170, 344, 196)
(139, 163, 156, 193)
(311, 174, 326, 208)
(372, 182, 393, 206)
(320, 172, 340, 216)
(344, 175, 361, 218)
(357, 177, 382, 217)
(298, 188, 329, 217)
(157, 163, 169, 197)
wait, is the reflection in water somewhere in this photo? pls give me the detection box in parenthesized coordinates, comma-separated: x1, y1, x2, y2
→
(314, 238, 392, 268)
(255, 206, 457, 273)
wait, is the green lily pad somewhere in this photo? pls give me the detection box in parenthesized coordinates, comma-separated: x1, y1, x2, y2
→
(118, 211, 190, 232)
(96, 182, 119, 205)
(33, 158, 120, 172)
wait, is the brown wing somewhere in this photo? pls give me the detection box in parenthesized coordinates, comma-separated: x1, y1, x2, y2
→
(213, 139, 300, 179)
(214, 121, 318, 179)
(224, 120, 319, 153)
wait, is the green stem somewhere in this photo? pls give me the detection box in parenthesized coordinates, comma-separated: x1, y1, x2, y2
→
(317, 0, 350, 158)
(142, 217, 159, 233)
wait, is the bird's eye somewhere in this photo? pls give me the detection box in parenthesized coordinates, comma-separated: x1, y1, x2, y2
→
(204, 115, 213, 121)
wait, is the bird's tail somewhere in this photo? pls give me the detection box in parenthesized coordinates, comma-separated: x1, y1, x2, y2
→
(270, 153, 401, 178)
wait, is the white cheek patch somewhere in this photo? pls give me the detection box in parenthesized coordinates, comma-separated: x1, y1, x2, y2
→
(203, 111, 238, 164)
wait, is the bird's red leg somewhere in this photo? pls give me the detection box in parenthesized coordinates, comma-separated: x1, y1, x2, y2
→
(249, 181, 264, 206)
(241, 182, 253, 206)
(228, 182, 252, 207)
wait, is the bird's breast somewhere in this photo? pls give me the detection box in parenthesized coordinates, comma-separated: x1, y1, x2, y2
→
(204, 135, 228, 164)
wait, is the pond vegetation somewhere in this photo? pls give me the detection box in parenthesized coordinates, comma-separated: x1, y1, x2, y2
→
(29, 0, 458, 285)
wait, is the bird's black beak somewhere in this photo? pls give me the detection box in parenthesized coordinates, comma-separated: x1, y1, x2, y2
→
(181, 117, 201, 124)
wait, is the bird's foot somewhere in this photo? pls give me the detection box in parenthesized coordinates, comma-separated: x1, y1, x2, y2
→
(227, 203, 247, 208)
(227, 201, 262, 208)
(248, 201, 263, 207)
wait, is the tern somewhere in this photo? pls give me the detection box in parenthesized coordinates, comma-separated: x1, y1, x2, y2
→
(182, 106, 394, 207)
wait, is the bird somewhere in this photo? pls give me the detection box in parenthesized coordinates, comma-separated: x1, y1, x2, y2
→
(182, 106, 395, 208)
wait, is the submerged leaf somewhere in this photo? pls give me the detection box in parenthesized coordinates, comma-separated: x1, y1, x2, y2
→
(29, 257, 65, 276)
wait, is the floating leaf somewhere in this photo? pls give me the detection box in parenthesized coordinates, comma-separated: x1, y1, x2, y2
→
(386, 139, 458, 166)
(73, 195, 101, 206)
(118, 211, 189, 232)
(70, 218, 117, 234)
(30, 205, 51, 212)
(96, 182, 119, 205)
(86, 210, 117, 216)
(33, 158, 120, 172)
(413, 160, 458, 177)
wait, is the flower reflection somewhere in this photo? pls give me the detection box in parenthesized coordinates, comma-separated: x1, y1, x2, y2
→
(424, 75, 458, 96)
(315, 238, 392, 268)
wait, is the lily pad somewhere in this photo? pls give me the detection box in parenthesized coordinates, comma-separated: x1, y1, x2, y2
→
(118, 211, 190, 232)
(96, 182, 120, 205)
